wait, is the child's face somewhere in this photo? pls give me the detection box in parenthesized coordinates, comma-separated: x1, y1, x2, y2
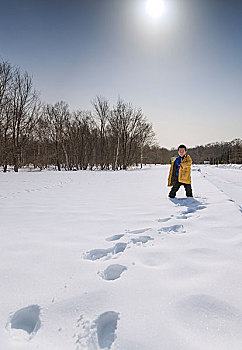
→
(178, 148, 186, 157)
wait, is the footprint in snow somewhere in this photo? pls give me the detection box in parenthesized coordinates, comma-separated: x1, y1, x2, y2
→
(96, 311, 119, 349)
(84, 243, 127, 261)
(157, 217, 171, 223)
(176, 215, 188, 220)
(6, 305, 41, 340)
(75, 311, 119, 349)
(128, 228, 151, 235)
(99, 264, 127, 281)
(182, 205, 206, 215)
(131, 236, 154, 244)
(105, 234, 124, 242)
(158, 224, 185, 234)
(170, 197, 206, 215)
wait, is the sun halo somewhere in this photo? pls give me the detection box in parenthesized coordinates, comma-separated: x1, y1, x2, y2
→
(146, 0, 165, 18)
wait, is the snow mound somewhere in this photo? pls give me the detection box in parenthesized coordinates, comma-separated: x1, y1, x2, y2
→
(139, 251, 169, 267)
(178, 294, 242, 336)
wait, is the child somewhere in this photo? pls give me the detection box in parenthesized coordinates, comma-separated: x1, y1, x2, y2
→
(168, 144, 193, 198)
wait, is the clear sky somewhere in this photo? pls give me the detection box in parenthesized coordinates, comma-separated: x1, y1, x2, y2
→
(1, 0, 241, 149)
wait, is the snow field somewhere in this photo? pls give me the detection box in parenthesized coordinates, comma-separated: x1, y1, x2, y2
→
(0, 165, 242, 349)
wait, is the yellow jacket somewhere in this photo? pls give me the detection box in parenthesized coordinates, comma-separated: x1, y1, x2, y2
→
(168, 155, 192, 186)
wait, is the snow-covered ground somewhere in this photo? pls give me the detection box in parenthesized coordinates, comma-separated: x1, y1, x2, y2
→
(0, 164, 242, 350)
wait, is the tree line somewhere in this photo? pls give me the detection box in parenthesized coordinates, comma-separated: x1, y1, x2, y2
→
(0, 61, 155, 172)
(1, 60, 241, 172)
(145, 138, 242, 165)
(188, 138, 242, 164)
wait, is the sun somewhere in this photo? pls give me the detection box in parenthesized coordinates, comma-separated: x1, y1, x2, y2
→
(146, 0, 165, 18)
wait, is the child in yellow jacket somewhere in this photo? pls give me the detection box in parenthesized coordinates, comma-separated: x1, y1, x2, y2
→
(168, 144, 193, 198)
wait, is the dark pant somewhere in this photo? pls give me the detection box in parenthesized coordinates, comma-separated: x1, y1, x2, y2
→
(169, 181, 193, 198)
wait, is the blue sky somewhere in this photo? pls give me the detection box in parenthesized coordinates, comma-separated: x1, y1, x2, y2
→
(1, 0, 241, 148)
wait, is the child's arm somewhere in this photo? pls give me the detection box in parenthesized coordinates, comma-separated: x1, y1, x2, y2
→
(180, 155, 192, 169)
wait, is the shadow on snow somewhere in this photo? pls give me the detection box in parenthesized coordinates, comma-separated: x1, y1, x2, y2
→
(169, 197, 206, 215)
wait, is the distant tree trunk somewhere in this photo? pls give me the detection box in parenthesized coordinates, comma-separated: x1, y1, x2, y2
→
(62, 143, 69, 170)
(140, 145, 143, 168)
(114, 137, 120, 170)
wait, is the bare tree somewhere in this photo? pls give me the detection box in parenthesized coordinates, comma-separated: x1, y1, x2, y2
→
(35, 107, 56, 169)
(10, 69, 40, 172)
(92, 96, 110, 170)
(110, 99, 155, 169)
(70, 110, 96, 170)
(44, 101, 70, 171)
(0, 61, 13, 171)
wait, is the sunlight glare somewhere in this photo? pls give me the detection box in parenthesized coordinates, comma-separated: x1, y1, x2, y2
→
(146, 0, 165, 18)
